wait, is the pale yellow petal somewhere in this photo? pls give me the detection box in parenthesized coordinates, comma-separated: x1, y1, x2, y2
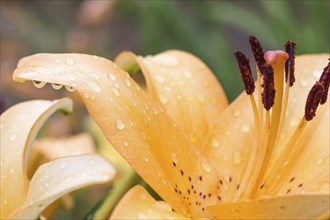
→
(110, 185, 188, 220)
(32, 133, 95, 160)
(0, 98, 72, 219)
(208, 194, 329, 219)
(9, 154, 115, 219)
(116, 50, 228, 147)
(13, 53, 221, 217)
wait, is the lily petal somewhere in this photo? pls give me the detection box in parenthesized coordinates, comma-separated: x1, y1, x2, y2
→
(0, 98, 72, 219)
(110, 185, 188, 220)
(115, 50, 228, 146)
(263, 54, 329, 196)
(9, 154, 116, 219)
(208, 194, 329, 219)
(13, 53, 221, 217)
(32, 133, 96, 161)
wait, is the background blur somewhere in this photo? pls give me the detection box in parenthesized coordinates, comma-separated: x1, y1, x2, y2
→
(1, 0, 329, 111)
(0, 0, 329, 218)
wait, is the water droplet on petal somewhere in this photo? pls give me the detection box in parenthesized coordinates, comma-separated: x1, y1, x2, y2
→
(211, 138, 220, 148)
(197, 94, 205, 104)
(55, 59, 61, 64)
(33, 80, 46, 88)
(137, 213, 147, 219)
(9, 134, 17, 141)
(289, 117, 299, 126)
(202, 162, 212, 173)
(107, 73, 116, 81)
(87, 81, 101, 93)
(115, 119, 125, 130)
(111, 87, 120, 96)
(123, 141, 129, 147)
(234, 110, 240, 117)
(66, 57, 75, 65)
(153, 54, 179, 66)
(312, 70, 322, 79)
(9, 167, 14, 173)
(59, 161, 68, 170)
(183, 70, 192, 78)
(299, 78, 308, 87)
(124, 79, 131, 87)
(241, 123, 250, 132)
(65, 85, 76, 92)
(233, 152, 242, 164)
(159, 94, 168, 104)
(144, 157, 149, 162)
(155, 74, 165, 83)
(171, 152, 178, 164)
(51, 83, 63, 90)
(84, 93, 90, 99)
(153, 201, 172, 212)
(317, 158, 324, 165)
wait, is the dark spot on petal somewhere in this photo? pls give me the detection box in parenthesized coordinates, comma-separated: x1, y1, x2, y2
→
(280, 206, 285, 210)
(188, 176, 192, 182)
(199, 176, 203, 181)
(172, 162, 176, 167)
(290, 177, 295, 182)
(260, 184, 264, 189)
(237, 185, 240, 190)
(217, 196, 221, 201)
(220, 180, 223, 185)
(180, 169, 184, 176)
(229, 176, 232, 182)
(286, 189, 291, 194)
(298, 183, 303, 188)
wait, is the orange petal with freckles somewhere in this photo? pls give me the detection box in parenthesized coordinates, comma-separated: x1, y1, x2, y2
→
(115, 50, 228, 147)
(208, 194, 329, 219)
(110, 185, 188, 220)
(13, 53, 221, 218)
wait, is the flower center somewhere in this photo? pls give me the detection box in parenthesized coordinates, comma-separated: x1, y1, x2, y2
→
(234, 36, 330, 199)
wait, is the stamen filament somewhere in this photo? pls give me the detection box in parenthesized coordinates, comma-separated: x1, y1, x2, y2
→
(262, 118, 307, 196)
(250, 110, 271, 198)
(234, 94, 261, 201)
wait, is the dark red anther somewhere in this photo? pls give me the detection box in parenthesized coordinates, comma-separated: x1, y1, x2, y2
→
(262, 64, 276, 110)
(305, 82, 325, 121)
(319, 62, 330, 104)
(234, 51, 255, 95)
(284, 40, 296, 87)
(249, 35, 267, 75)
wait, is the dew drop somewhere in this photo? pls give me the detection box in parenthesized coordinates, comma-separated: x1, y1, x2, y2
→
(202, 162, 212, 173)
(183, 70, 192, 78)
(83, 93, 90, 99)
(9, 134, 17, 141)
(317, 158, 324, 165)
(299, 78, 308, 87)
(159, 94, 168, 104)
(226, 131, 232, 136)
(124, 79, 131, 87)
(115, 119, 125, 130)
(137, 213, 147, 219)
(171, 152, 178, 164)
(123, 141, 129, 147)
(66, 57, 75, 65)
(51, 83, 63, 90)
(54, 59, 61, 64)
(211, 138, 220, 148)
(87, 81, 101, 93)
(197, 95, 205, 104)
(155, 74, 165, 83)
(9, 167, 14, 173)
(241, 123, 250, 132)
(3, 198, 8, 205)
(111, 87, 120, 96)
(33, 80, 46, 88)
(289, 117, 299, 126)
(59, 161, 68, 170)
(312, 70, 322, 79)
(65, 85, 76, 92)
(107, 73, 116, 81)
(153, 54, 179, 66)
(233, 152, 242, 164)
(153, 201, 172, 212)
(234, 110, 240, 117)
(144, 157, 149, 162)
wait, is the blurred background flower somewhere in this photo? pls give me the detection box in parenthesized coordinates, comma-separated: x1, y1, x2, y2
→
(1, 0, 329, 219)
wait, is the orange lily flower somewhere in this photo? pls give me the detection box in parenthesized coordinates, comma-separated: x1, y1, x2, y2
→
(12, 37, 329, 219)
(0, 98, 116, 219)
